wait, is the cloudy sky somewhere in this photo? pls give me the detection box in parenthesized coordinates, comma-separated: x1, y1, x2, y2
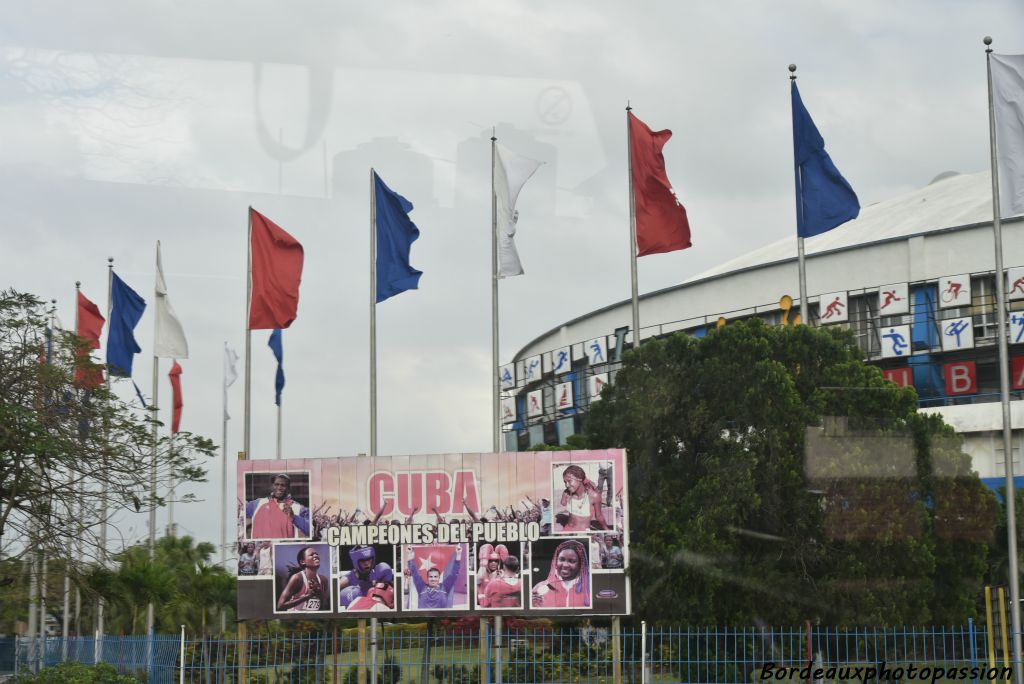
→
(2, 0, 1022, 553)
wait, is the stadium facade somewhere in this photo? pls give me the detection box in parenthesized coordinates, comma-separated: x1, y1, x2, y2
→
(501, 171, 1024, 489)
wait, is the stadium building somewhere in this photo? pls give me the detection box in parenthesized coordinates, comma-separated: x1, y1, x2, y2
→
(501, 171, 1024, 489)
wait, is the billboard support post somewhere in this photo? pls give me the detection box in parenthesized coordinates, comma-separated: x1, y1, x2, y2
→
(370, 617, 378, 684)
(332, 625, 339, 684)
(238, 622, 248, 684)
(494, 615, 503, 684)
(612, 616, 622, 684)
(357, 619, 367, 684)
(479, 618, 489, 682)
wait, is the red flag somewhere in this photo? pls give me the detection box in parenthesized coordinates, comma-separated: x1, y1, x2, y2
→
(168, 361, 183, 433)
(249, 209, 304, 330)
(75, 291, 106, 388)
(629, 112, 692, 256)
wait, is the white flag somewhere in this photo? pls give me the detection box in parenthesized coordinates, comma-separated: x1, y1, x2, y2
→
(495, 144, 543, 277)
(993, 53, 1024, 219)
(225, 344, 239, 389)
(224, 343, 239, 420)
(154, 241, 189, 358)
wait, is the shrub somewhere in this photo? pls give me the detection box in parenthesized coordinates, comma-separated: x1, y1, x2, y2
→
(13, 662, 142, 684)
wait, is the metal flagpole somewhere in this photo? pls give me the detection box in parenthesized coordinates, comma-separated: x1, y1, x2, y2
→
(220, 342, 229, 633)
(60, 295, 71, 649)
(490, 132, 504, 683)
(39, 548, 47, 667)
(370, 169, 378, 459)
(38, 303, 55, 664)
(368, 168, 378, 684)
(491, 130, 501, 453)
(791, 65, 810, 325)
(147, 242, 160, 639)
(985, 36, 1023, 683)
(276, 400, 282, 459)
(244, 209, 253, 460)
(168, 431, 176, 537)
(97, 256, 113, 660)
(797, 234, 808, 324)
(27, 540, 37, 668)
(627, 104, 641, 349)
(73, 283, 82, 640)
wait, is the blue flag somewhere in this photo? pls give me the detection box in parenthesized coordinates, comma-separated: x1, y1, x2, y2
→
(374, 171, 423, 303)
(792, 82, 859, 238)
(268, 329, 285, 406)
(107, 273, 146, 377)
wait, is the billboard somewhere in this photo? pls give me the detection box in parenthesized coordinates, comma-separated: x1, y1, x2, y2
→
(236, 449, 630, 618)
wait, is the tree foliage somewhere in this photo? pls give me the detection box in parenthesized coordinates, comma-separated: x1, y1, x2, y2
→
(583, 319, 996, 625)
(0, 290, 215, 575)
(85, 535, 235, 635)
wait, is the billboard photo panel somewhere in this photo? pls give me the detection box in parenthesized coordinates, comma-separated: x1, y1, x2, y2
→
(242, 470, 312, 541)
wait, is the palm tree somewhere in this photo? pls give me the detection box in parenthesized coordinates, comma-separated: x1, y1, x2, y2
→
(82, 535, 236, 634)
(153, 535, 233, 634)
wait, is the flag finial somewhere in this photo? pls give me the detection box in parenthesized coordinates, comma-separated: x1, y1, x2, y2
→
(789, 64, 797, 80)
(984, 36, 993, 53)
(491, 126, 496, 143)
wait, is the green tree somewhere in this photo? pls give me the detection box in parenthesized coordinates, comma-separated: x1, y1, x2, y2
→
(86, 535, 235, 635)
(584, 319, 995, 625)
(986, 487, 1024, 598)
(0, 290, 215, 627)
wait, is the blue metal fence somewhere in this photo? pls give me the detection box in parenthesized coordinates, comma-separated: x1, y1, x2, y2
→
(2, 623, 1011, 683)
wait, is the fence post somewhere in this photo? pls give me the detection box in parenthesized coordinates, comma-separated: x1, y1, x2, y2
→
(612, 617, 622, 684)
(641, 620, 647, 684)
(333, 625, 339, 684)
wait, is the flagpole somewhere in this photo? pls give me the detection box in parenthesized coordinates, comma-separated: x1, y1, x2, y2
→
(985, 36, 1023, 682)
(147, 242, 160, 640)
(790, 65, 810, 325)
(797, 234, 808, 324)
(276, 401, 282, 459)
(491, 130, 501, 453)
(97, 256, 113, 655)
(370, 169, 378, 458)
(244, 208, 253, 460)
(368, 168, 380, 684)
(627, 104, 641, 349)
(168, 431, 176, 537)
(62, 293, 73, 646)
(220, 342, 229, 633)
(36, 302, 56, 660)
(73, 283, 82, 638)
(489, 129, 505, 683)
